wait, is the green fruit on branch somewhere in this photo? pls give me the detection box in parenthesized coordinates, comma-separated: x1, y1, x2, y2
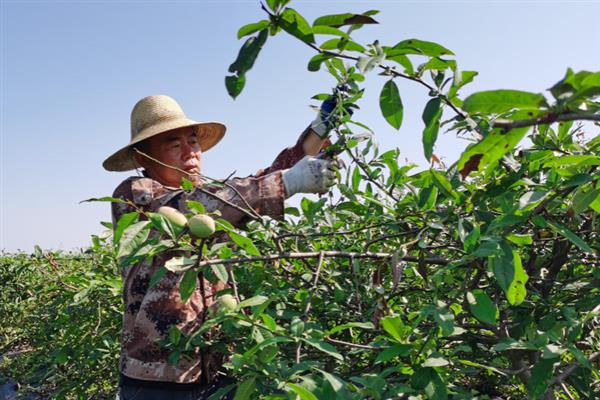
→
(216, 294, 238, 312)
(209, 294, 238, 316)
(157, 206, 188, 229)
(189, 214, 216, 238)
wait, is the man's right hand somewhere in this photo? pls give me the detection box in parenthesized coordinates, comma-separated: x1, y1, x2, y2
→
(282, 155, 342, 197)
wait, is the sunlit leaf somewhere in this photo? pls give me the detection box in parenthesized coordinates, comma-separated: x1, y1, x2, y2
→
(379, 80, 403, 130)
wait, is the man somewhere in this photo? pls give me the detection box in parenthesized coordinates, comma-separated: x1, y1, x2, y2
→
(103, 94, 343, 399)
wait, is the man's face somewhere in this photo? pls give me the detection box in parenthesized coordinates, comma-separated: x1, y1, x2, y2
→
(135, 126, 202, 187)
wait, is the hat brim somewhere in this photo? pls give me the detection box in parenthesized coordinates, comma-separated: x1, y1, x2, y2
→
(103, 119, 226, 172)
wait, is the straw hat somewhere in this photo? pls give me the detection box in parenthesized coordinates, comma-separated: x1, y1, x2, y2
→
(103, 95, 226, 171)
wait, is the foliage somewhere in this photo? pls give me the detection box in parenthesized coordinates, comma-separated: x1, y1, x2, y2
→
(0, 237, 121, 399)
(2, 1, 599, 399)
(214, 2, 600, 398)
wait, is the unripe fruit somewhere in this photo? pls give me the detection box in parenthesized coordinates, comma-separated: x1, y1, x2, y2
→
(217, 294, 238, 312)
(189, 214, 216, 238)
(209, 294, 238, 317)
(157, 206, 187, 229)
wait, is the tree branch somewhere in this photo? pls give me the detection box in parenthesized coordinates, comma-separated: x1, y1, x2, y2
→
(492, 112, 600, 130)
(547, 350, 600, 388)
(192, 251, 449, 269)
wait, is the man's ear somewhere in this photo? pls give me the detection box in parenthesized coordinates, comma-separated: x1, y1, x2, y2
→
(133, 147, 150, 169)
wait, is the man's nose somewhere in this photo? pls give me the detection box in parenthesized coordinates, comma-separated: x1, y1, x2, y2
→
(181, 141, 194, 154)
(181, 141, 200, 159)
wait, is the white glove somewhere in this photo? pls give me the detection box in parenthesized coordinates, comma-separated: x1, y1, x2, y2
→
(282, 155, 340, 197)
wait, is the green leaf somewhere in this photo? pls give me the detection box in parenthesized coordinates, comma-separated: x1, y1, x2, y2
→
(430, 306, 455, 336)
(228, 29, 268, 76)
(316, 369, 346, 392)
(506, 252, 528, 306)
(302, 338, 343, 361)
(286, 383, 318, 400)
(311, 25, 349, 38)
(164, 256, 195, 272)
(313, 13, 378, 28)
(467, 290, 498, 325)
(527, 359, 555, 399)
(542, 344, 566, 359)
(571, 188, 600, 214)
(238, 295, 269, 308)
(380, 315, 407, 342)
(390, 39, 454, 57)
(211, 264, 229, 283)
(113, 212, 139, 246)
(422, 355, 449, 367)
(149, 266, 168, 289)
(411, 368, 447, 400)
(307, 53, 333, 72)
(326, 321, 374, 336)
(319, 38, 342, 50)
(458, 127, 529, 178)
(550, 69, 600, 103)
(233, 377, 256, 400)
(207, 384, 235, 400)
(543, 155, 600, 168)
(590, 192, 600, 213)
(186, 200, 206, 214)
(506, 234, 533, 246)
(225, 74, 246, 99)
(463, 90, 546, 114)
(279, 8, 314, 44)
(265, 0, 280, 12)
(290, 317, 305, 336)
(237, 20, 270, 39)
(430, 170, 459, 202)
(351, 166, 362, 192)
(422, 98, 443, 161)
(148, 213, 177, 240)
(546, 221, 594, 253)
(375, 344, 412, 364)
(180, 177, 194, 190)
(228, 231, 261, 256)
(117, 221, 151, 258)
(387, 54, 414, 75)
(379, 80, 404, 130)
(419, 58, 456, 73)
(448, 71, 478, 98)
(489, 242, 529, 305)
(179, 269, 197, 303)
(519, 190, 549, 210)
(261, 314, 277, 331)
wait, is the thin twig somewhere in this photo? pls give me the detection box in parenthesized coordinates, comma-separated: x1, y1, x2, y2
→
(226, 265, 241, 304)
(190, 251, 449, 270)
(346, 146, 399, 201)
(275, 219, 399, 241)
(132, 148, 262, 221)
(302, 251, 325, 316)
(362, 230, 420, 252)
(560, 382, 576, 400)
(326, 337, 378, 350)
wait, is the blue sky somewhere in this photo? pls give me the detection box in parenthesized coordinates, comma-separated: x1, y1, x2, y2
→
(1, 0, 599, 252)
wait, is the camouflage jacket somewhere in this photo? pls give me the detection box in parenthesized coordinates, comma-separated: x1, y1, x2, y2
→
(111, 128, 321, 384)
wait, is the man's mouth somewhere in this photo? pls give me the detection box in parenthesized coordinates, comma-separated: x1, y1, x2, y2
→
(184, 165, 199, 173)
